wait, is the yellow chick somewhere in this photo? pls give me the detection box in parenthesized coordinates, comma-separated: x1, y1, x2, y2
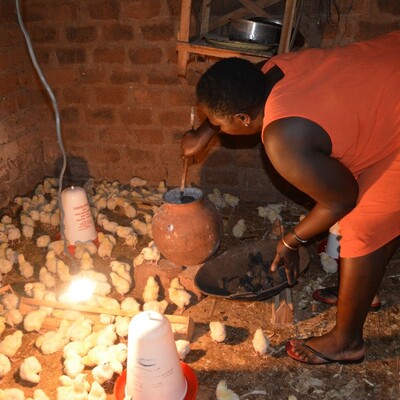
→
(0, 354, 11, 378)
(232, 219, 246, 238)
(252, 327, 270, 356)
(168, 277, 191, 313)
(17, 253, 34, 279)
(216, 380, 240, 400)
(209, 321, 227, 343)
(175, 339, 191, 360)
(88, 381, 107, 400)
(143, 276, 160, 303)
(19, 355, 42, 383)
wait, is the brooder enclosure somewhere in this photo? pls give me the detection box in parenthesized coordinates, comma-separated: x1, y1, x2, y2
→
(2, 0, 400, 399)
(0, 177, 400, 399)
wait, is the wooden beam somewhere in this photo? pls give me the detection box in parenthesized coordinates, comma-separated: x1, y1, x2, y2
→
(278, 0, 297, 54)
(237, 0, 270, 17)
(208, 0, 281, 32)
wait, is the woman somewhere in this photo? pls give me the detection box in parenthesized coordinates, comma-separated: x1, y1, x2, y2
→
(181, 30, 400, 364)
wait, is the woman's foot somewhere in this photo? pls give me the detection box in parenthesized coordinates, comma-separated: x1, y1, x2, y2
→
(312, 286, 381, 311)
(286, 333, 366, 365)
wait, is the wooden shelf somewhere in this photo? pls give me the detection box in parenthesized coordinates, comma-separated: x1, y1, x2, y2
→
(177, 0, 298, 77)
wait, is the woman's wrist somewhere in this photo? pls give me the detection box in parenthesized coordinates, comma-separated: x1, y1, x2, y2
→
(281, 236, 298, 251)
(290, 228, 308, 244)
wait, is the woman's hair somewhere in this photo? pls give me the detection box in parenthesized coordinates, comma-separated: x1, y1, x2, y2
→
(196, 57, 267, 118)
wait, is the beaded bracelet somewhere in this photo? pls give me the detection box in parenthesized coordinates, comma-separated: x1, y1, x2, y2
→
(281, 237, 297, 251)
(291, 228, 308, 244)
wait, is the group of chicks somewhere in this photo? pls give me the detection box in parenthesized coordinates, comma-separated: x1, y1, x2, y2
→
(0, 176, 198, 399)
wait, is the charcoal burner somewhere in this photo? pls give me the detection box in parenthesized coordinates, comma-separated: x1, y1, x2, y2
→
(195, 239, 309, 301)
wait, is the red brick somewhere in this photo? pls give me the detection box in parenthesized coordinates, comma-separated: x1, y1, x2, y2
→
(17, 2, 46, 22)
(33, 48, 52, 64)
(0, 71, 19, 96)
(120, 108, 152, 125)
(378, 0, 400, 14)
(166, 0, 182, 16)
(44, 68, 80, 86)
(128, 47, 163, 64)
(56, 48, 86, 64)
(134, 129, 165, 145)
(100, 127, 132, 145)
(123, 148, 156, 164)
(88, 0, 120, 20)
(28, 25, 58, 43)
(110, 69, 141, 84)
(61, 107, 80, 123)
(168, 90, 195, 106)
(202, 150, 233, 168)
(0, 96, 17, 118)
(86, 108, 115, 124)
(94, 87, 128, 105)
(65, 26, 97, 43)
(78, 65, 107, 84)
(159, 110, 195, 127)
(93, 47, 126, 63)
(147, 67, 180, 85)
(141, 22, 175, 41)
(50, 2, 79, 22)
(124, 0, 162, 19)
(102, 23, 134, 41)
(62, 86, 88, 103)
(131, 88, 162, 106)
(63, 127, 94, 144)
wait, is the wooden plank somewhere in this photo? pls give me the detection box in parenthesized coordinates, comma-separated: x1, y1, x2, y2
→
(278, 0, 297, 54)
(208, 0, 281, 31)
(19, 296, 195, 341)
(237, 0, 270, 17)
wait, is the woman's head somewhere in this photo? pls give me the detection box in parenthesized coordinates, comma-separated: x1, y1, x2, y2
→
(196, 57, 267, 135)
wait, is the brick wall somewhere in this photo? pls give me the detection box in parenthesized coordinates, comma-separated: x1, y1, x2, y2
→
(1, 0, 399, 208)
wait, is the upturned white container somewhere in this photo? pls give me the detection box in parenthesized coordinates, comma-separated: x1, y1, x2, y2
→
(125, 311, 187, 400)
(326, 222, 341, 259)
(61, 186, 97, 245)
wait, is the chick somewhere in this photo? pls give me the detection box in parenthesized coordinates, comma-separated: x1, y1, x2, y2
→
(22, 224, 34, 240)
(175, 339, 191, 360)
(252, 327, 270, 356)
(232, 219, 246, 238)
(56, 259, 71, 283)
(257, 204, 283, 224)
(39, 266, 56, 289)
(208, 188, 226, 209)
(122, 201, 137, 219)
(116, 225, 134, 239)
(5, 309, 23, 327)
(97, 234, 116, 259)
(143, 275, 159, 303)
(80, 251, 94, 271)
(320, 252, 338, 274)
(130, 176, 147, 187)
(130, 218, 148, 236)
(168, 277, 191, 313)
(0, 330, 23, 358)
(209, 321, 227, 343)
(223, 193, 239, 207)
(36, 234, 51, 248)
(17, 253, 34, 279)
(88, 381, 107, 400)
(0, 316, 5, 336)
(69, 317, 94, 342)
(110, 271, 131, 296)
(141, 241, 161, 263)
(23, 309, 48, 332)
(120, 297, 141, 315)
(115, 316, 130, 338)
(63, 353, 85, 379)
(216, 380, 240, 400)
(19, 355, 42, 383)
(0, 258, 12, 274)
(7, 226, 21, 242)
(0, 354, 11, 378)
(125, 233, 138, 247)
(143, 299, 169, 314)
(35, 329, 69, 355)
(0, 388, 25, 400)
(30, 389, 51, 400)
(24, 282, 46, 299)
(1, 292, 19, 310)
(92, 361, 114, 384)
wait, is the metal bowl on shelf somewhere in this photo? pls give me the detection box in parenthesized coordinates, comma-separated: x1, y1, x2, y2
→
(228, 17, 304, 50)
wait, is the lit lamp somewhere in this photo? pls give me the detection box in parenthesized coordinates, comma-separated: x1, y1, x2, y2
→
(114, 311, 198, 400)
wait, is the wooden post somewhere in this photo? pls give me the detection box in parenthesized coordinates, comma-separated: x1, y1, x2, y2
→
(177, 0, 191, 77)
(271, 288, 294, 324)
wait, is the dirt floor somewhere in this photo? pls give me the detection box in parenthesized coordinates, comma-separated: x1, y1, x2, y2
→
(1, 186, 400, 400)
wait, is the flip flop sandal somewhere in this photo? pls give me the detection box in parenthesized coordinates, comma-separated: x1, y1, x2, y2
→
(312, 287, 381, 312)
(285, 340, 365, 365)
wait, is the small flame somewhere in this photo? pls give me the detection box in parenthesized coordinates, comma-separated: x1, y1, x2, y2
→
(64, 278, 95, 303)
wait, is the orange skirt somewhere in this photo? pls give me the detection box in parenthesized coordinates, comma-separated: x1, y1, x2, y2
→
(339, 148, 400, 257)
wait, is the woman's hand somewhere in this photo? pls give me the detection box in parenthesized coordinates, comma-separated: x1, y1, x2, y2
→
(181, 119, 220, 158)
(270, 239, 300, 286)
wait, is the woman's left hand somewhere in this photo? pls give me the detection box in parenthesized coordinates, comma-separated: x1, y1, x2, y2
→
(270, 239, 300, 286)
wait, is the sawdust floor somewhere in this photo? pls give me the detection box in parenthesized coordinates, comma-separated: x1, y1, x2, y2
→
(1, 201, 400, 400)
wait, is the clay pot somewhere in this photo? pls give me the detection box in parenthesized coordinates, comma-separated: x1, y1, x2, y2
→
(152, 188, 223, 266)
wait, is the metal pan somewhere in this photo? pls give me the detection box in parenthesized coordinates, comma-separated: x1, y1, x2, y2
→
(194, 239, 310, 301)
